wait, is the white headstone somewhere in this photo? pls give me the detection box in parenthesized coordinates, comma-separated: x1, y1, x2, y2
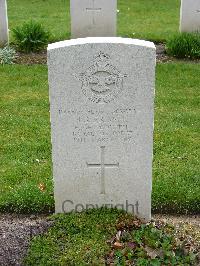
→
(70, 0, 117, 38)
(48, 37, 156, 221)
(180, 0, 200, 32)
(0, 0, 9, 46)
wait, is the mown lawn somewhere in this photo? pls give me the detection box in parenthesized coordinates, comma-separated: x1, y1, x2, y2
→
(0, 65, 53, 213)
(0, 63, 199, 214)
(7, 0, 180, 42)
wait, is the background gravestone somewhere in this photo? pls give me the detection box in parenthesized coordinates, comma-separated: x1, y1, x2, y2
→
(70, 0, 117, 38)
(48, 37, 156, 221)
(0, 0, 9, 46)
(180, 0, 200, 32)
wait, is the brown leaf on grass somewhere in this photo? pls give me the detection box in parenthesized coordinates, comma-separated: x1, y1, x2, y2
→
(116, 214, 142, 231)
(38, 183, 46, 192)
(113, 241, 124, 249)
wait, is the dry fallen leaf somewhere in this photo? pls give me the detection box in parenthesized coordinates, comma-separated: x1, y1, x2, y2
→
(113, 241, 123, 249)
(38, 183, 46, 192)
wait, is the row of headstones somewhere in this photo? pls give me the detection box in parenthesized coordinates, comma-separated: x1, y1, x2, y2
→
(71, 0, 200, 36)
(1, 0, 200, 45)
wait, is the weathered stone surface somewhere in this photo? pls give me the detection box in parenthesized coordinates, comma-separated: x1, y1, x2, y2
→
(180, 0, 200, 32)
(0, 0, 9, 46)
(70, 0, 117, 38)
(48, 37, 156, 221)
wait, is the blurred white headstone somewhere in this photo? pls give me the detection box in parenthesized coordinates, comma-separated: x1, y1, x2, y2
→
(180, 0, 200, 32)
(0, 0, 9, 46)
(70, 0, 117, 38)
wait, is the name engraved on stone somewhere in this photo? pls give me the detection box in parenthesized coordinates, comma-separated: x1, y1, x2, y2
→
(73, 123, 133, 143)
(87, 146, 119, 194)
(86, 0, 102, 25)
(77, 51, 127, 104)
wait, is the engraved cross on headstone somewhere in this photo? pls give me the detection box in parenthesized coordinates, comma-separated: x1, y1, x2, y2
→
(86, 0, 102, 25)
(87, 146, 119, 194)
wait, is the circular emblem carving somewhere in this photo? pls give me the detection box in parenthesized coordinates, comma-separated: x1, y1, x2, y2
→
(77, 52, 127, 104)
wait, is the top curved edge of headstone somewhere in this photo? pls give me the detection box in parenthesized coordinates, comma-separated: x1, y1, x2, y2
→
(47, 37, 155, 51)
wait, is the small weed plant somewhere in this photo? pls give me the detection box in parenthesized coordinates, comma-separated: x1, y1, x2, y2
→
(12, 21, 51, 53)
(0, 46, 16, 64)
(166, 32, 200, 59)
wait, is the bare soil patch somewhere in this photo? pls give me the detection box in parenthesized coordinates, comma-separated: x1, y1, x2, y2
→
(14, 51, 47, 65)
(0, 214, 52, 266)
(13, 44, 199, 65)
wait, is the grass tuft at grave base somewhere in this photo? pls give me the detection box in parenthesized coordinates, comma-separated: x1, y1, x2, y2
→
(7, 0, 180, 43)
(0, 62, 200, 214)
(23, 208, 199, 265)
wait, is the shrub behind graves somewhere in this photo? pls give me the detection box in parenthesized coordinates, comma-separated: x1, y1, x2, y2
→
(166, 32, 200, 59)
(12, 21, 51, 53)
(0, 46, 16, 64)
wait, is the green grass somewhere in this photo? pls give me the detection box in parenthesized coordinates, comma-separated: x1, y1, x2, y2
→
(153, 63, 200, 214)
(0, 65, 54, 213)
(24, 209, 198, 265)
(7, 0, 180, 42)
(166, 32, 200, 59)
(24, 209, 119, 265)
(0, 63, 199, 214)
